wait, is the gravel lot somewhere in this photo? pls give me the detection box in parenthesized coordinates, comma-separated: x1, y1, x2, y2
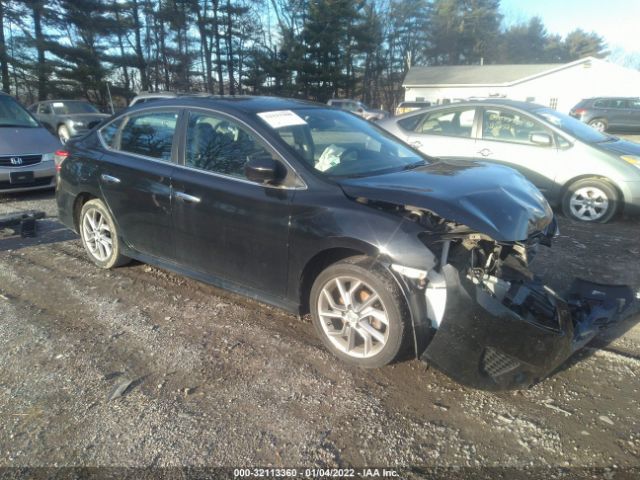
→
(0, 189, 638, 474)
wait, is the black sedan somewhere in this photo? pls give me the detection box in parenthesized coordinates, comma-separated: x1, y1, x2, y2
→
(55, 96, 636, 390)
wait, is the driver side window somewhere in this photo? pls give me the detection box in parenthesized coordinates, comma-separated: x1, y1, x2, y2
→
(482, 108, 552, 146)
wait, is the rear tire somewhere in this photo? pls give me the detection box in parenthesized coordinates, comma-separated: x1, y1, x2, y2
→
(79, 199, 130, 268)
(588, 118, 608, 132)
(561, 178, 618, 223)
(310, 256, 409, 368)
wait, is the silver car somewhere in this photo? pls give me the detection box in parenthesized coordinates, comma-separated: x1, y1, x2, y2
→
(29, 100, 109, 143)
(0, 93, 61, 193)
(327, 99, 388, 121)
(378, 99, 640, 223)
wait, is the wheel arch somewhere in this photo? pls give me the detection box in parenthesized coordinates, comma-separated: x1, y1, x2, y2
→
(72, 192, 98, 232)
(297, 245, 422, 359)
(298, 247, 367, 315)
(588, 117, 608, 128)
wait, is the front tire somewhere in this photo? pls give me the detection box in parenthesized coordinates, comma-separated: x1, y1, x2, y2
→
(79, 199, 129, 268)
(310, 256, 409, 368)
(561, 178, 618, 223)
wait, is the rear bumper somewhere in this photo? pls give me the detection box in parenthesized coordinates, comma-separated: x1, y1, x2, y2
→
(418, 265, 637, 390)
(0, 162, 56, 193)
(55, 178, 79, 232)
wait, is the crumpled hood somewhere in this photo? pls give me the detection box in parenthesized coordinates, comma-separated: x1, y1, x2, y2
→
(0, 127, 61, 155)
(338, 159, 553, 242)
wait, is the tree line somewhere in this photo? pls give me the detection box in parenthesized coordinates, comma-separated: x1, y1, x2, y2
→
(0, 0, 609, 110)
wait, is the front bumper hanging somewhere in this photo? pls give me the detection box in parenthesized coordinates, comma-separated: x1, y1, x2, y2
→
(420, 264, 638, 390)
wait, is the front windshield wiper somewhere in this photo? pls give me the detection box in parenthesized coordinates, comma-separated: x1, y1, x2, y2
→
(597, 135, 618, 143)
(0, 123, 37, 128)
(402, 161, 426, 170)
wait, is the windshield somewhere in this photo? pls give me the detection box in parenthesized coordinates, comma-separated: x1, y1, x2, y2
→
(258, 108, 426, 177)
(52, 101, 99, 115)
(533, 107, 609, 143)
(0, 95, 39, 128)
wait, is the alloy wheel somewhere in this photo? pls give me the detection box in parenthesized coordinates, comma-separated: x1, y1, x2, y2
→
(82, 207, 113, 262)
(317, 276, 389, 358)
(569, 186, 609, 221)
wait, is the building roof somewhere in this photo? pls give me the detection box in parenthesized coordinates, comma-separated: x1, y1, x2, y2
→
(403, 57, 596, 87)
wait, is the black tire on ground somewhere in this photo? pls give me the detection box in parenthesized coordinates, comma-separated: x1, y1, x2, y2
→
(79, 198, 130, 269)
(561, 178, 618, 223)
(310, 256, 410, 368)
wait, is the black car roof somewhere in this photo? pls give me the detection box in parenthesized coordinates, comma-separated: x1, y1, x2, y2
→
(129, 95, 322, 114)
(444, 98, 548, 111)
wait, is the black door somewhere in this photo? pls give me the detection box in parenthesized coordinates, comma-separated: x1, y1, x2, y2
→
(171, 110, 293, 298)
(98, 108, 180, 260)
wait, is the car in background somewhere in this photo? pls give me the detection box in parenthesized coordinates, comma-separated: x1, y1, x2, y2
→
(0, 92, 61, 193)
(378, 99, 640, 223)
(327, 98, 387, 121)
(29, 100, 109, 143)
(570, 97, 640, 133)
(55, 95, 636, 390)
(395, 101, 432, 116)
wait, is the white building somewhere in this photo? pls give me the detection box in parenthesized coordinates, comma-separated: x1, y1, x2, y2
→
(402, 57, 640, 113)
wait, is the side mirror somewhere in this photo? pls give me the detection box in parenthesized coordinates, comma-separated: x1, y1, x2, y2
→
(530, 132, 552, 146)
(244, 154, 285, 185)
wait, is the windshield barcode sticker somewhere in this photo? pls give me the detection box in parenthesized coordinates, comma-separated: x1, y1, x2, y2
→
(257, 110, 307, 129)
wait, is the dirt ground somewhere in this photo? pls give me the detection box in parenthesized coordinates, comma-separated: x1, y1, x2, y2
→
(0, 188, 638, 475)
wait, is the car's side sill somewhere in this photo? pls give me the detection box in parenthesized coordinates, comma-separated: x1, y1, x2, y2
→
(123, 247, 301, 316)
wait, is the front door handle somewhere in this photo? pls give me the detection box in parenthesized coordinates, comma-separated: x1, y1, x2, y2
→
(478, 148, 493, 157)
(175, 191, 201, 204)
(100, 174, 121, 184)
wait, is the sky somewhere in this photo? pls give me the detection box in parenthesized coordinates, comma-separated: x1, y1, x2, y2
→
(501, 0, 640, 58)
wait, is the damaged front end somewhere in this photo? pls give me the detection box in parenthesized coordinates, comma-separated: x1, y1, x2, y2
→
(338, 162, 637, 389)
(413, 216, 637, 390)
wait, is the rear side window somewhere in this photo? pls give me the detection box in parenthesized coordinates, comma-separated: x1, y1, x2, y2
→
(99, 117, 125, 148)
(99, 110, 178, 161)
(400, 108, 476, 138)
(120, 111, 178, 161)
(38, 103, 52, 115)
(594, 99, 628, 109)
(397, 114, 423, 131)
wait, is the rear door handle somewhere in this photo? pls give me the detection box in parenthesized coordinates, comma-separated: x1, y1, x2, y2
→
(478, 148, 493, 157)
(100, 174, 121, 184)
(175, 191, 201, 204)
